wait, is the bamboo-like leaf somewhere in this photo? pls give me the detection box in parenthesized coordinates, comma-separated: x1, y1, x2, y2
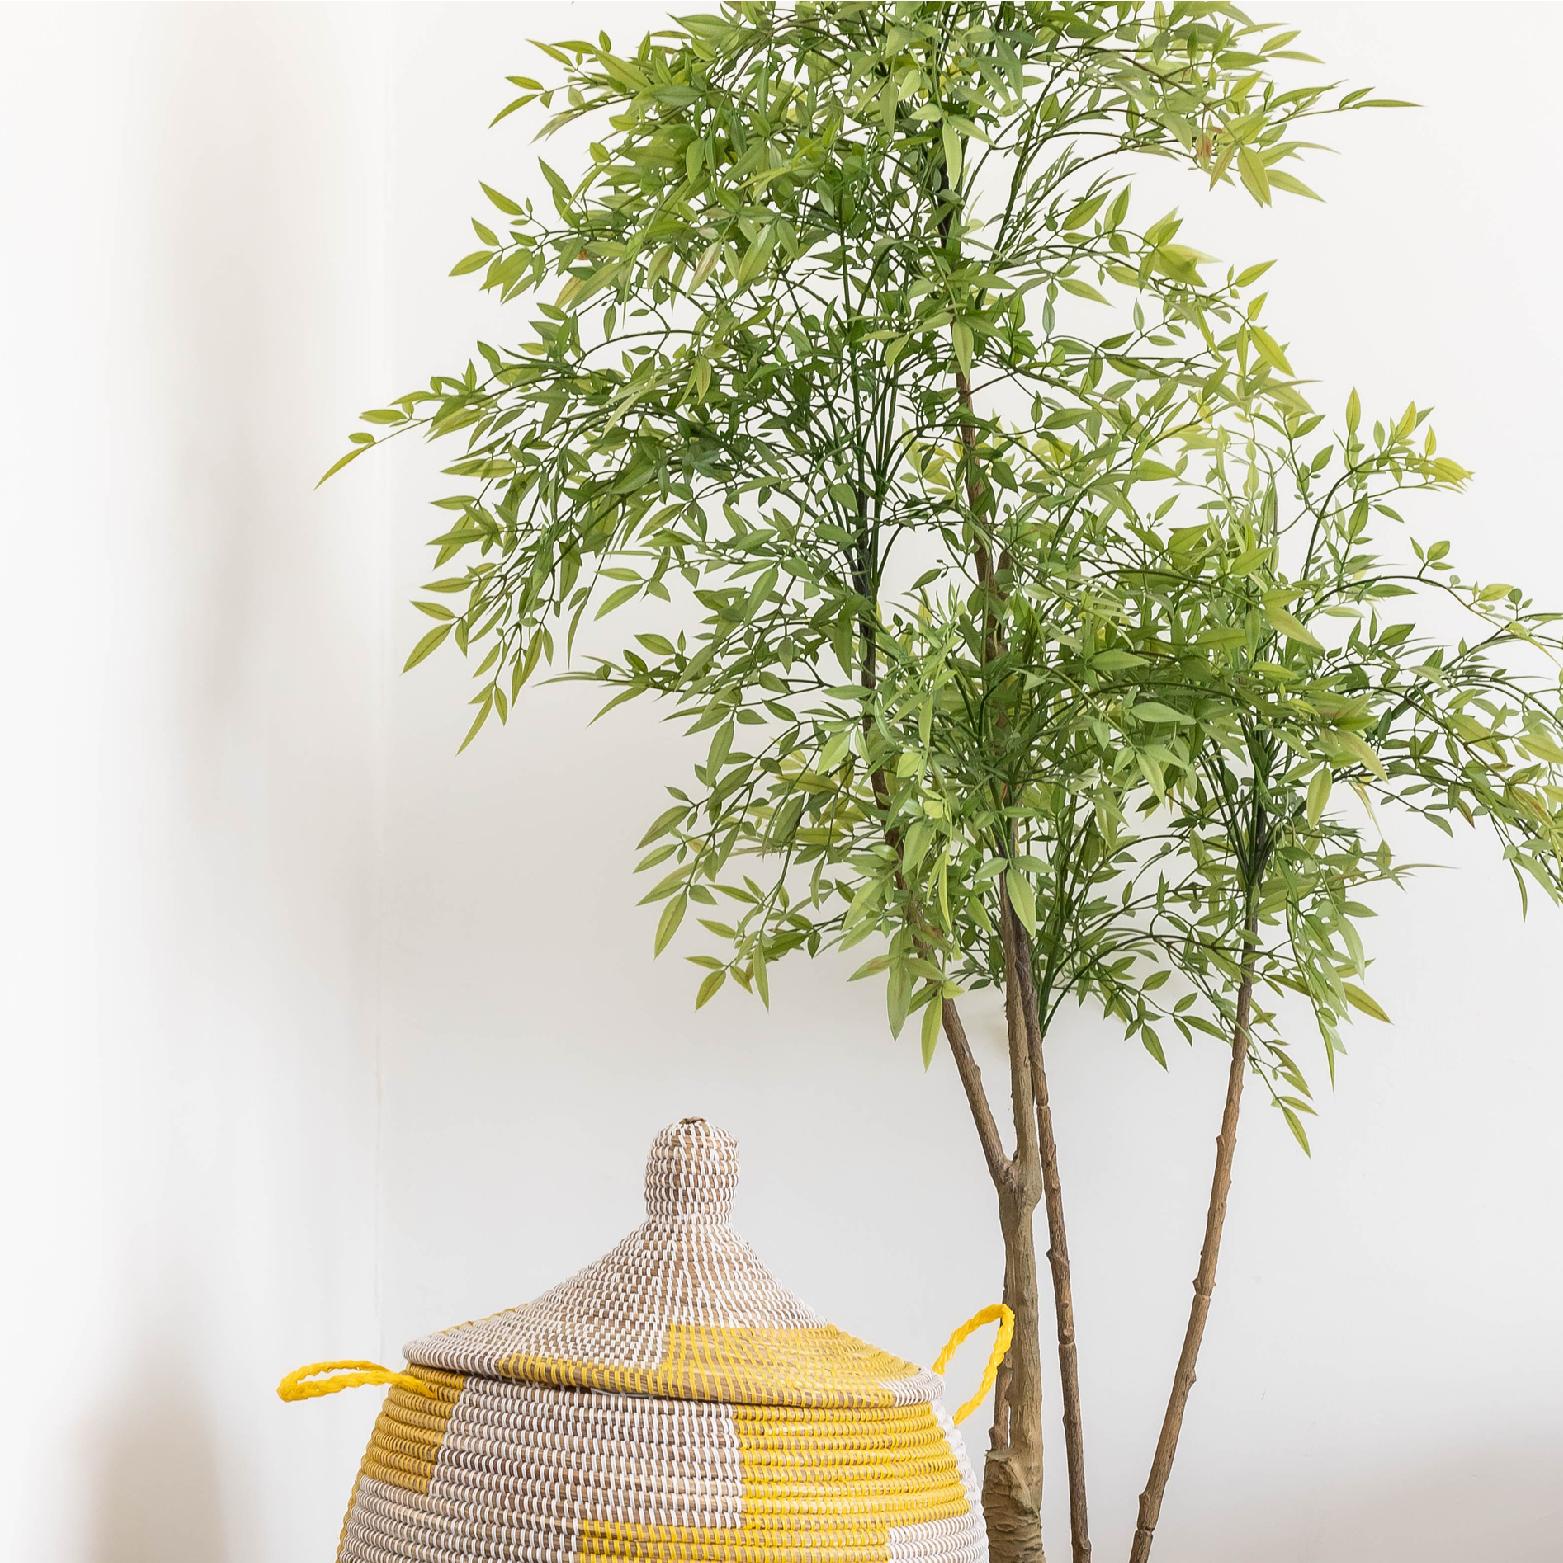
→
(1280, 1104, 1312, 1155)
(1237, 145, 1271, 205)
(920, 995, 942, 1070)
(457, 689, 494, 753)
(1249, 325, 1293, 375)
(1006, 869, 1037, 936)
(404, 622, 452, 671)
(1265, 601, 1323, 651)
(654, 894, 687, 957)
(1306, 768, 1332, 827)
(1331, 729, 1388, 779)
(316, 443, 369, 487)
(1343, 983, 1391, 1023)
(1131, 700, 1192, 725)
(941, 122, 962, 184)
(480, 181, 523, 216)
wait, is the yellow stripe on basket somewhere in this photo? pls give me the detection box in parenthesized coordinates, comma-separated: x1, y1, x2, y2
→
(353, 1367, 465, 1498)
(496, 1323, 920, 1409)
(578, 1399, 969, 1563)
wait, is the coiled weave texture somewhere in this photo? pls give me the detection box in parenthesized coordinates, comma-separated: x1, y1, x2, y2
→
(322, 1119, 990, 1563)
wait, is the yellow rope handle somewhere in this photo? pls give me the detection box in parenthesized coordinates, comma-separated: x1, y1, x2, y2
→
(277, 1359, 436, 1403)
(932, 1303, 1015, 1426)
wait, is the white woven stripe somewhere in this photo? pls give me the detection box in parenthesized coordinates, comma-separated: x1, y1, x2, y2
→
(408, 1219, 822, 1372)
(406, 1121, 936, 1405)
(433, 1380, 742, 1526)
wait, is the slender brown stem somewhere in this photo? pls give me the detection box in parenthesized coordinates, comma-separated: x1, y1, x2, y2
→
(999, 886, 1041, 1174)
(1128, 900, 1261, 1563)
(932, 132, 1055, 1563)
(985, 888, 1047, 1563)
(941, 999, 1010, 1188)
(847, 386, 1008, 1199)
(1012, 914, 1092, 1563)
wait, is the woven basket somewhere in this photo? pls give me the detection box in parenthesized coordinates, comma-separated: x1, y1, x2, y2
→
(282, 1117, 1008, 1563)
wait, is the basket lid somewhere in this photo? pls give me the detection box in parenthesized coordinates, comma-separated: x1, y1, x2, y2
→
(404, 1117, 941, 1410)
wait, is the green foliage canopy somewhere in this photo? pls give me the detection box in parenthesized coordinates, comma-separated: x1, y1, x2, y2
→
(338, 2, 1563, 1147)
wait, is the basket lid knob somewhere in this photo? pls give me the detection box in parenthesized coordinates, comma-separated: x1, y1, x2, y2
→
(645, 1117, 738, 1221)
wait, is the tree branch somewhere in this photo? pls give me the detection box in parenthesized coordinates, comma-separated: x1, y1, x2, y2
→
(942, 999, 1012, 1190)
(1128, 895, 1261, 1563)
(1014, 914, 1092, 1563)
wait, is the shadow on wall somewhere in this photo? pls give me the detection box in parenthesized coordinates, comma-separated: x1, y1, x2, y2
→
(83, 1336, 226, 1563)
(1175, 1435, 1563, 1563)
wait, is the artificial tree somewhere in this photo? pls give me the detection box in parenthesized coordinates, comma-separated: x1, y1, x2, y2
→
(331, 5, 1563, 1560)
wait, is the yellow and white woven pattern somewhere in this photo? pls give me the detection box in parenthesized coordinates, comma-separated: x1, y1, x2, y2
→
(286, 1118, 995, 1563)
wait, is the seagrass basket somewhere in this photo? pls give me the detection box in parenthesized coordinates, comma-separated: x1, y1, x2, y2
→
(281, 1117, 1010, 1563)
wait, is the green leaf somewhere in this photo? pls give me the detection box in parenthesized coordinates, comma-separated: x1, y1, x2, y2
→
(654, 893, 687, 956)
(638, 805, 688, 849)
(1343, 983, 1391, 1023)
(941, 121, 962, 184)
(951, 319, 973, 375)
(403, 621, 452, 671)
(1130, 701, 1192, 726)
(1265, 601, 1323, 651)
(1061, 192, 1105, 231)
(316, 444, 369, 487)
(1280, 1104, 1313, 1155)
(537, 158, 574, 217)
(1305, 768, 1332, 827)
(1518, 728, 1563, 765)
(1237, 145, 1271, 205)
(450, 250, 493, 277)
(695, 968, 726, 1009)
(1136, 750, 1166, 797)
(1091, 649, 1146, 671)
(1266, 168, 1323, 202)
(480, 181, 523, 216)
(920, 995, 942, 1071)
(1006, 868, 1037, 935)
(1058, 276, 1109, 305)
(1330, 729, 1388, 779)
(887, 960, 913, 1039)
(1249, 325, 1293, 375)
(596, 582, 640, 618)
(456, 690, 493, 753)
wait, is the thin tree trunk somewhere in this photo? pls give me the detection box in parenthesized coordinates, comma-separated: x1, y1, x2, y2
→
(1128, 903, 1260, 1563)
(954, 331, 1088, 1563)
(985, 1182, 1047, 1563)
(1012, 915, 1091, 1563)
(940, 142, 1071, 1562)
(977, 887, 1047, 1563)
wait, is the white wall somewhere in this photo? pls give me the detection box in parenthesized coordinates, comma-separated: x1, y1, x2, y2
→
(0, 7, 391, 1558)
(3, 6, 1559, 1562)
